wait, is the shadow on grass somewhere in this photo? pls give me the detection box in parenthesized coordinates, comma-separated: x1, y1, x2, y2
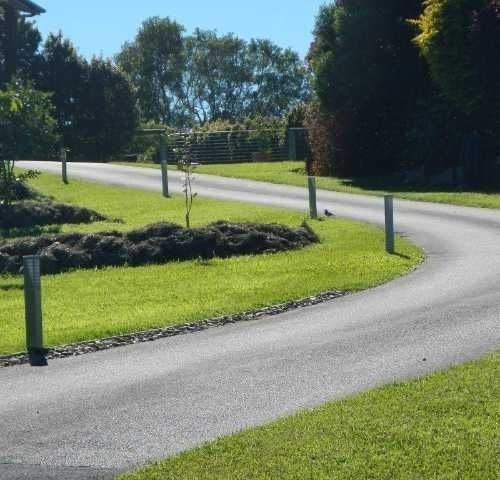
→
(340, 175, 500, 195)
(0, 283, 23, 292)
(289, 165, 500, 194)
(391, 252, 412, 260)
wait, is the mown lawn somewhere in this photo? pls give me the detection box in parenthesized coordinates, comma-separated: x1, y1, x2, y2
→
(118, 352, 499, 480)
(0, 173, 422, 355)
(120, 161, 500, 210)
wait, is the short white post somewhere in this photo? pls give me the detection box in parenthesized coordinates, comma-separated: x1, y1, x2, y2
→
(160, 137, 169, 198)
(384, 195, 395, 254)
(23, 256, 47, 367)
(60, 147, 68, 184)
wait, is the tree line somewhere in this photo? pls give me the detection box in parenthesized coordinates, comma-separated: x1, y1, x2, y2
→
(0, 15, 309, 160)
(2, 1, 497, 185)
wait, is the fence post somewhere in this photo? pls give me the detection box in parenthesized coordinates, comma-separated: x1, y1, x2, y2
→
(308, 176, 318, 219)
(288, 129, 297, 161)
(160, 136, 170, 198)
(384, 195, 395, 254)
(23, 256, 47, 367)
(60, 147, 68, 184)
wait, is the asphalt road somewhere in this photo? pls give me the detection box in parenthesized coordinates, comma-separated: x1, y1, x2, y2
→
(2, 162, 499, 480)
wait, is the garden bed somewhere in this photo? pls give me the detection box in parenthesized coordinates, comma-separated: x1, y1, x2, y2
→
(0, 221, 318, 275)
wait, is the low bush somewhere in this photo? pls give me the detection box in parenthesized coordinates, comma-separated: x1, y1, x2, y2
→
(0, 175, 37, 203)
(0, 221, 318, 275)
(303, 99, 334, 177)
(0, 201, 106, 229)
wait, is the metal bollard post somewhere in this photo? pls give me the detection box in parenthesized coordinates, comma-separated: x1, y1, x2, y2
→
(384, 195, 395, 254)
(23, 256, 48, 367)
(160, 139, 170, 198)
(60, 147, 68, 184)
(308, 176, 318, 219)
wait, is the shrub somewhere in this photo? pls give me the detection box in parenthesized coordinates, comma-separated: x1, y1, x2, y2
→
(195, 117, 287, 155)
(414, 0, 500, 175)
(0, 83, 58, 205)
(303, 100, 334, 177)
(0, 82, 59, 160)
(122, 121, 175, 163)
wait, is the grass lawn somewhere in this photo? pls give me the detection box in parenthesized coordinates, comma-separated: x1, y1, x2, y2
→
(118, 352, 499, 480)
(119, 161, 500, 210)
(0, 172, 422, 356)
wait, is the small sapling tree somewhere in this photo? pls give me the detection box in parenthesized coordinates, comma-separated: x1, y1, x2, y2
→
(176, 135, 199, 228)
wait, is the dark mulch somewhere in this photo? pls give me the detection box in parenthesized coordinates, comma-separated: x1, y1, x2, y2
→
(0, 201, 106, 229)
(0, 221, 319, 275)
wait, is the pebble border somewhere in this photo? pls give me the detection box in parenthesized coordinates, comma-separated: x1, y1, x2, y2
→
(0, 290, 346, 368)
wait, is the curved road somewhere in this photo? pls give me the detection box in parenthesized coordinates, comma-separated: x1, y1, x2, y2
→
(2, 162, 499, 479)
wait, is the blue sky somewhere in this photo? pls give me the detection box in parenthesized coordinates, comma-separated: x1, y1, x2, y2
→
(34, 1, 327, 60)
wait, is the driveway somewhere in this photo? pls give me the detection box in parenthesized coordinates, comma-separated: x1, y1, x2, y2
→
(1, 161, 499, 479)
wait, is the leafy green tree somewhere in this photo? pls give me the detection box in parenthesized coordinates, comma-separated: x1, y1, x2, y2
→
(116, 17, 186, 125)
(118, 18, 310, 127)
(247, 39, 309, 118)
(309, 0, 427, 176)
(34, 33, 86, 143)
(71, 58, 138, 160)
(0, 16, 41, 84)
(182, 29, 252, 123)
(0, 83, 58, 204)
(0, 82, 58, 159)
(180, 30, 309, 124)
(33, 35, 137, 159)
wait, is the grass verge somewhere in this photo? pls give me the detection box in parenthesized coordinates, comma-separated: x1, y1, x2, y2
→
(118, 161, 500, 210)
(0, 172, 422, 355)
(118, 352, 499, 480)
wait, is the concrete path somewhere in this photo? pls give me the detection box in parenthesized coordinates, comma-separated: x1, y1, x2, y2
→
(1, 161, 499, 479)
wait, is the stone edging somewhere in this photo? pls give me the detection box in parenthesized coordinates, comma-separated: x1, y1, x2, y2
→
(0, 290, 347, 368)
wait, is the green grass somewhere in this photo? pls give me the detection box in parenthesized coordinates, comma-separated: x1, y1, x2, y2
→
(0, 172, 422, 355)
(118, 161, 500, 210)
(119, 352, 499, 480)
